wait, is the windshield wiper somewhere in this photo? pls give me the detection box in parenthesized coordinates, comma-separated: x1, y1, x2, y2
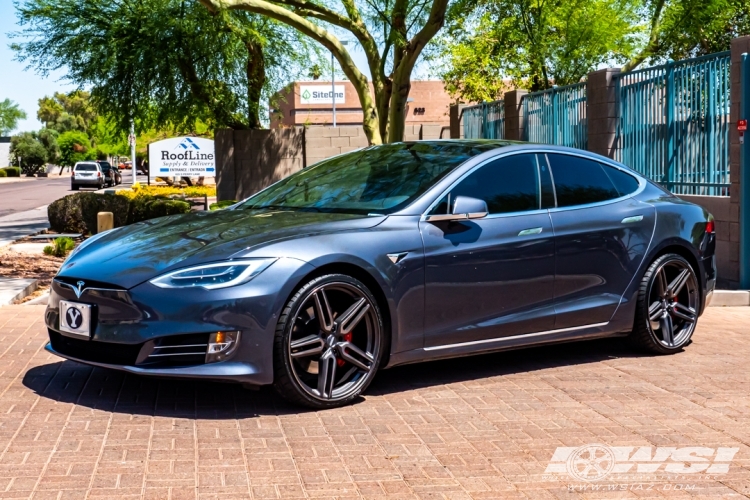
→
(244, 204, 321, 212)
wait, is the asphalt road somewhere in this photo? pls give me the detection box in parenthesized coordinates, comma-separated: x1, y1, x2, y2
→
(0, 172, 149, 219)
(0, 177, 75, 219)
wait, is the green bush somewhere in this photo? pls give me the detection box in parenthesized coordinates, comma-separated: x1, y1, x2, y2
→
(0, 170, 6, 178)
(209, 200, 237, 210)
(48, 192, 190, 233)
(43, 237, 76, 257)
(2, 167, 21, 177)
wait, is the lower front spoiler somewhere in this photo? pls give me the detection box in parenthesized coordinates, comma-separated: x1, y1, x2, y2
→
(45, 342, 269, 386)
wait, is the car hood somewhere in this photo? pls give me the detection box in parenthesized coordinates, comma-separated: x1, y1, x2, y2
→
(57, 209, 386, 289)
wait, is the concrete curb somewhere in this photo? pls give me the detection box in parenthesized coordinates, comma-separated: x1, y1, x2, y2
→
(0, 278, 39, 306)
(708, 290, 750, 307)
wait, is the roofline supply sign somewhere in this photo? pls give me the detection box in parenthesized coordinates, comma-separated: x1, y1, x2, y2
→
(300, 85, 345, 105)
(148, 137, 215, 178)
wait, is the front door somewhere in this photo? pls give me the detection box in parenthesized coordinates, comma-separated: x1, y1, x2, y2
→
(420, 153, 557, 349)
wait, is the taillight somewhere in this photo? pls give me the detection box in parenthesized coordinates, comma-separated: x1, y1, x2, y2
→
(706, 220, 715, 234)
(97, 171, 101, 178)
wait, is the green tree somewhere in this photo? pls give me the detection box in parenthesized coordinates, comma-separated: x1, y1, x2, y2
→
(197, 0, 452, 144)
(57, 130, 91, 170)
(36, 91, 97, 134)
(0, 99, 27, 136)
(9, 132, 48, 174)
(434, 0, 639, 100)
(14, 0, 316, 133)
(36, 128, 60, 164)
(623, 0, 750, 71)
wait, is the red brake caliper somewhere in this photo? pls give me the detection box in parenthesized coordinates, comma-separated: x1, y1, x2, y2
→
(336, 333, 353, 367)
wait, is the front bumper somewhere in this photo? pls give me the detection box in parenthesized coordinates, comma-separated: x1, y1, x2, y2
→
(45, 257, 315, 385)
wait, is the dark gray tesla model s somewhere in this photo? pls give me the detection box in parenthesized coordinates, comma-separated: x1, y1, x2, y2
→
(45, 141, 716, 408)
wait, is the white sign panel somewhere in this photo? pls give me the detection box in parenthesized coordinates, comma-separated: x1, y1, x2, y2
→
(148, 137, 215, 178)
(300, 85, 345, 105)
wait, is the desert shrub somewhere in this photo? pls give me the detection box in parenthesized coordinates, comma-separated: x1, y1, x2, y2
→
(210, 200, 236, 210)
(127, 196, 190, 224)
(48, 192, 187, 233)
(2, 167, 21, 177)
(43, 237, 76, 257)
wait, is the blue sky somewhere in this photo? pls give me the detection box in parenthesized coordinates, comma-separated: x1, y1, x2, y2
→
(0, 1, 76, 134)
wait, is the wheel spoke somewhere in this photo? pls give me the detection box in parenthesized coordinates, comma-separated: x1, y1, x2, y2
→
(335, 297, 370, 334)
(672, 303, 696, 323)
(667, 268, 691, 297)
(656, 268, 668, 297)
(290, 335, 325, 358)
(649, 301, 665, 321)
(313, 289, 334, 333)
(336, 342, 374, 372)
(659, 313, 675, 346)
(317, 349, 337, 398)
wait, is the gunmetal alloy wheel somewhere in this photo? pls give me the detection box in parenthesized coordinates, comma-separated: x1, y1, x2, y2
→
(632, 253, 699, 353)
(273, 274, 384, 408)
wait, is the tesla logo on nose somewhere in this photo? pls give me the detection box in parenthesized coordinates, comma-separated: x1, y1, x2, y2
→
(66, 308, 83, 329)
(74, 281, 85, 298)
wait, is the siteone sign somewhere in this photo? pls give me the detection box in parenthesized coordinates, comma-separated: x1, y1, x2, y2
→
(148, 137, 215, 178)
(300, 85, 345, 105)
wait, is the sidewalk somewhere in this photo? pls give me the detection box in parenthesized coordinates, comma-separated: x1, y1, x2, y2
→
(0, 206, 49, 248)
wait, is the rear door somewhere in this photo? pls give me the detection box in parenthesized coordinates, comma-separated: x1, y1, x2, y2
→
(545, 153, 655, 328)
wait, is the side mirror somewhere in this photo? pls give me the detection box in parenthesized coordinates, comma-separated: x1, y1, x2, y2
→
(426, 196, 489, 222)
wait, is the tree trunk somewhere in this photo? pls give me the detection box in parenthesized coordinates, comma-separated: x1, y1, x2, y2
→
(387, 80, 410, 144)
(245, 40, 266, 129)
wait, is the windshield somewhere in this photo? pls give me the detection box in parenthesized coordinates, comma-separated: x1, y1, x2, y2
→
(76, 163, 97, 171)
(239, 142, 499, 214)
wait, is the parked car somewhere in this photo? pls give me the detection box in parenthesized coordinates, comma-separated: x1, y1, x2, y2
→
(46, 141, 716, 408)
(70, 162, 104, 190)
(96, 160, 121, 187)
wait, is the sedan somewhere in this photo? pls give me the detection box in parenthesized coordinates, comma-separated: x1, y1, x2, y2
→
(45, 141, 717, 408)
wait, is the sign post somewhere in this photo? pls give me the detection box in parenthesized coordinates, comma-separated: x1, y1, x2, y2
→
(129, 121, 136, 186)
(147, 137, 216, 181)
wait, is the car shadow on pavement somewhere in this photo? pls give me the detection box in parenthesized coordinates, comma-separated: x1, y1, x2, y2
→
(22, 336, 655, 417)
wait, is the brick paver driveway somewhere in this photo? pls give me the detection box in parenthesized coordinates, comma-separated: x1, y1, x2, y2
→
(0, 305, 749, 499)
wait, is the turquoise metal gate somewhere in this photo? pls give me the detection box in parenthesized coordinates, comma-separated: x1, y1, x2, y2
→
(462, 100, 505, 139)
(523, 83, 587, 148)
(615, 52, 731, 196)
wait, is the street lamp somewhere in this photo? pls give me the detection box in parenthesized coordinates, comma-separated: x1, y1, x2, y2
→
(332, 40, 350, 128)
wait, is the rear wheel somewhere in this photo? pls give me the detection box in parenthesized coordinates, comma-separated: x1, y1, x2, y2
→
(273, 274, 385, 409)
(631, 253, 699, 354)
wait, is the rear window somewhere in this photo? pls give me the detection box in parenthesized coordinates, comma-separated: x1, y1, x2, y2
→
(75, 164, 98, 171)
(97, 162, 112, 171)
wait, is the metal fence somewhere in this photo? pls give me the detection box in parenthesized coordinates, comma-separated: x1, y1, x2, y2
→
(523, 83, 588, 149)
(615, 52, 731, 196)
(462, 100, 505, 139)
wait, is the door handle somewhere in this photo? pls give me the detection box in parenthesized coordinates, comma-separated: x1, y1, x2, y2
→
(518, 227, 543, 236)
(621, 215, 644, 224)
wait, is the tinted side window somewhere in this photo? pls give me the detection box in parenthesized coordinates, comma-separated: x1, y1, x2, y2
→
(602, 164, 640, 196)
(547, 154, 619, 207)
(435, 154, 540, 215)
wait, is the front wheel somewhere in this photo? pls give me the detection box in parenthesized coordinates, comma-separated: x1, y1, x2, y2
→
(273, 274, 385, 409)
(631, 253, 699, 354)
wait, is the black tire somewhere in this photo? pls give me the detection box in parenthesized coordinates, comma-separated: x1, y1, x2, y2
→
(273, 274, 385, 409)
(630, 253, 699, 354)
(71, 184, 79, 191)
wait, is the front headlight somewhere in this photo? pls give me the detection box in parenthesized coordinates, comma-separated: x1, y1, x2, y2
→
(149, 259, 276, 289)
